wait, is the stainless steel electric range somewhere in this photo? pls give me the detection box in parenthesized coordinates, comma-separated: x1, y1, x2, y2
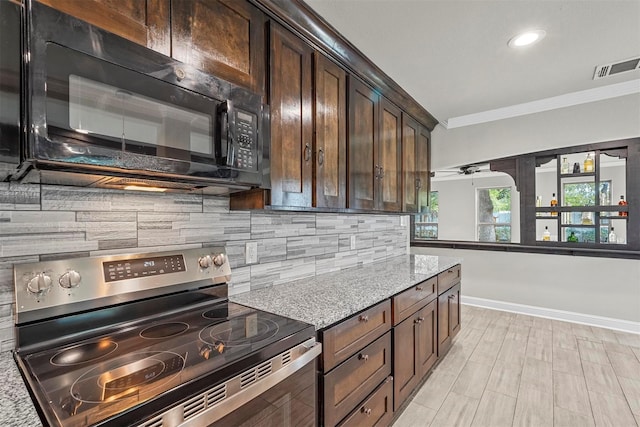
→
(13, 248, 320, 427)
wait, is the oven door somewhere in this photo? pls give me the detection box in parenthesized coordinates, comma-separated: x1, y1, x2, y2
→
(210, 358, 317, 427)
(139, 339, 321, 427)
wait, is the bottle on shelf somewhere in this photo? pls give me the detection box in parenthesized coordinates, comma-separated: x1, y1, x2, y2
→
(584, 152, 594, 173)
(567, 231, 579, 242)
(608, 227, 617, 244)
(536, 196, 542, 208)
(561, 157, 570, 174)
(618, 195, 628, 217)
(543, 226, 551, 241)
(550, 193, 558, 216)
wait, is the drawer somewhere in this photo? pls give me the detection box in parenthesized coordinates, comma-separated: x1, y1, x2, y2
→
(338, 376, 393, 427)
(321, 300, 391, 372)
(392, 276, 437, 325)
(438, 264, 461, 295)
(323, 332, 392, 427)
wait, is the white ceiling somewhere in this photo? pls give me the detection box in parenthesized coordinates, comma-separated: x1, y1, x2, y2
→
(304, 0, 640, 129)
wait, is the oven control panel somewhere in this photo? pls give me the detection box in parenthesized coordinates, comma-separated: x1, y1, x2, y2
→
(14, 247, 231, 324)
(103, 255, 186, 283)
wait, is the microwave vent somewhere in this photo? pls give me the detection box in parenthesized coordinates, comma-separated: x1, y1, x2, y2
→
(593, 57, 640, 80)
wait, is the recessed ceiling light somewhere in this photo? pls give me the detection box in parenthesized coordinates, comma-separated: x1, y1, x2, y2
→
(508, 30, 546, 48)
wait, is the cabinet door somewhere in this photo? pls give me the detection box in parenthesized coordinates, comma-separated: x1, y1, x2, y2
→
(315, 53, 347, 208)
(393, 311, 421, 411)
(348, 77, 379, 210)
(378, 98, 402, 211)
(269, 24, 313, 207)
(438, 283, 461, 356)
(416, 125, 431, 213)
(438, 291, 451, 356)
(171, 0, 266, 94)
(393, 300, 438, 411)
(39, 0, 170, 55)
(402, 113, 419, 212)
(448, 283, 461, 339)
(417, 300, 438, 376)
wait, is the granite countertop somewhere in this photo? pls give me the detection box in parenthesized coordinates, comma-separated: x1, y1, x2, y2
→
(231, 254, 461, 330)
(0, 352, 42, 427)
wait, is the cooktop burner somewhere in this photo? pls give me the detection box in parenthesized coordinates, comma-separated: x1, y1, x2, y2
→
(18, 300, 314, 426)
(139, 322, 189, 339)
(50, 341, 118, 366)
(200, 317, 279, 349)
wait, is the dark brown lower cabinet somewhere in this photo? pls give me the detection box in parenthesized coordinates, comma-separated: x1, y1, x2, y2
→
(322, 332, 392, 427)
(438, 282, 461, 356)
(393, 299, 437, 410)
(338, 376, 394, 427)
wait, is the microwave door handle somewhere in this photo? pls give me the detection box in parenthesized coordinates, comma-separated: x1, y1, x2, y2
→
(227, 104, 237, 168)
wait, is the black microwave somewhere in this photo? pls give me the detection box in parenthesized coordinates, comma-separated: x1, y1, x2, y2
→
(1, 1, 268, 193)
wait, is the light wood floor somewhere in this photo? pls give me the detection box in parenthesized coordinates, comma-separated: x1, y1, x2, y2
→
(392, 304, 640, 427)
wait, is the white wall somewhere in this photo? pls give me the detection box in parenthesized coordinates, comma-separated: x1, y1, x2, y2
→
(432, 93, 640, 170)
(412, 246, 640, 329)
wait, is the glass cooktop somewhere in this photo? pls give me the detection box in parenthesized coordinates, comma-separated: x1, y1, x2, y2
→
(18, 301, 313, 427)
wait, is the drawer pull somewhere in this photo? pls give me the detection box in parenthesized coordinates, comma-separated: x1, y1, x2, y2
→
(361, 407, 372, 416)
(358, 353, 369, 361)
(415, 286, 423, 291)
(359, 314, 369, 322)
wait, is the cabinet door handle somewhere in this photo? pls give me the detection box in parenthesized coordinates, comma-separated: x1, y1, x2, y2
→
(358, 314, 369, 322)
(318, 148, 324, 166)
(448, 294, 456, 299)
(374, 165, 380, 179)
(415, 286, 423, 291)
(358, 353, 369, 361)
(304, 144, 311, 162)
(414, 318, 422, 324)
(418, 316, 425, 322)
(361, 407, 372, 416)
(379, 167, 384, 178)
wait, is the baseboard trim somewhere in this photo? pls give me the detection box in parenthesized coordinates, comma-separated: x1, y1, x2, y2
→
(461, 296, 640, 335)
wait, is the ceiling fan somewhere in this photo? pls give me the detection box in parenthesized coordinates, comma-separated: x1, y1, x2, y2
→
(434, 164, 487, 178)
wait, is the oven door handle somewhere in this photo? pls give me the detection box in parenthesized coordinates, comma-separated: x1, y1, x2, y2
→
(152, 338, 321, 427)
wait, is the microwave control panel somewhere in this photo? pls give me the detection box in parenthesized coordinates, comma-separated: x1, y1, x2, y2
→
(234, 110, 258, 171)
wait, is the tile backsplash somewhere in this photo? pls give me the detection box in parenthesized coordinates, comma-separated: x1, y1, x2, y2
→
(0, 182, 409, 350)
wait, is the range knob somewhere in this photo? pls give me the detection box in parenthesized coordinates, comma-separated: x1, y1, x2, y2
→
(59, 270, 82, 289)
(27, 273, 52, 297)
(212, 253, 226, 267)
(198, 255, 213, 269)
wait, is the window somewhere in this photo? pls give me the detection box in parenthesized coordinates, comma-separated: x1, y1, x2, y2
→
(415, 191, 438, 239)
(561, 180, 612, 243)
(477, 187, 511, 242)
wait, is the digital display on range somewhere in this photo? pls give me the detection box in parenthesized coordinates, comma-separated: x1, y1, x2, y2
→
(103, 255, 185, 283)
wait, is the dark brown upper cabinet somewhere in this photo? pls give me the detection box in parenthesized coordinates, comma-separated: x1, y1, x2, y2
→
(348, 77, 401, 211)
(416, 125, 431, 213)
(402, 113, 431, 213)
(314, 53, 347, 209)
(171, 0, 266, 95)
(38, 0, 171, 55)
(269, 23, 314, 207)
(379, 98, 403, 211)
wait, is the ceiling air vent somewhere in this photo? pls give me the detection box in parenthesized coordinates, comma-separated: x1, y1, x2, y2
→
(593, 57, 640, 80)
